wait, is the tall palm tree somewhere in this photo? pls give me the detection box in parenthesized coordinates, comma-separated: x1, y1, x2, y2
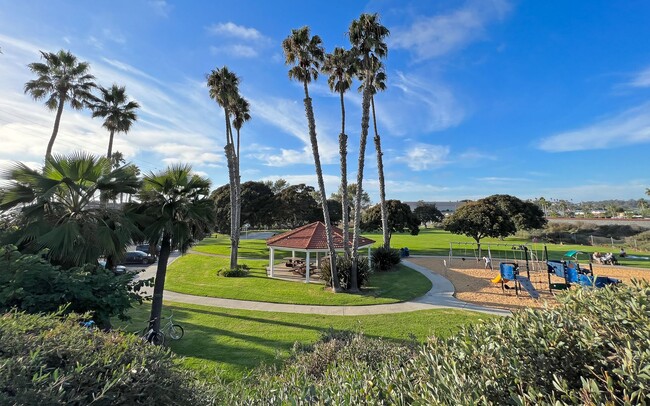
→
(0, 152, 141, 268)
(322, 47, 356, 259)
(130, 165, 214, 335)
(282, 26, 341, 292)
(360, 56, 390, 249)
(207, 67, 241, 270)
(90, 84, 140, 158)
(24, 50, 96, 161)
(230, 94, 250, 259)
(348, 13, 389, 290)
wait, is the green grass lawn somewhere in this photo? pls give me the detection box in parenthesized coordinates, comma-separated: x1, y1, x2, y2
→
(165, 254, 432, 305)
(193, 235, 269, 259)
(120, 302, 490, 381)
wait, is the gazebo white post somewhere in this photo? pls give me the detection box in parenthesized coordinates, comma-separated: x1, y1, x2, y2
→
(292, 250, 295, 259)
(269, 247, 275, 277)
(305, 251, 311, 283)
(316, 252, 320, 268)
(368, 246, 372, 269)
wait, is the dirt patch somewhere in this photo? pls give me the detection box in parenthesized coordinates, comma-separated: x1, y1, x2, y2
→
(410, 257, 650, 312)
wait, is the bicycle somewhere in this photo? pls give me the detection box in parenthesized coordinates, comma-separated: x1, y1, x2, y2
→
(160, 311, 184, 340)
(141, 318, 165, 345)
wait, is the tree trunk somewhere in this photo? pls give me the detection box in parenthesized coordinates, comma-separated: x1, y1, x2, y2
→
(339, 90, 350, 259)
(351, 82, 372, 292)
(149, 232, 171, 336)
(476, 239, 482, 259)
(371, 96, 390, 250)
(303, 81, 340, 292)
(223, 109, 239, 270)
(45, 94, 66, 161)
(106, 130, 115, 159)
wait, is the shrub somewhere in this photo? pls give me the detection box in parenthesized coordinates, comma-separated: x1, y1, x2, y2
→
(320, 255, 370, 290)
(213, 282, 650, 405)
(217, 264, 250, 277)
(0, 311, 215, 405)
(371, 247, 401, 272)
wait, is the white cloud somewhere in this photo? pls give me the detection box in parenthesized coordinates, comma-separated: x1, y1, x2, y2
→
(149, 0, 172, 17)
(630, 66, 650, 87)
(207, 22, 266, 42)
(210, 44, 258, 58)
(538, 102, 650, 152)
(458, 149, 497, 162)
(475, 176, 529, 183)
(390, 0, 511, 61)
(396, 143, 450, 171)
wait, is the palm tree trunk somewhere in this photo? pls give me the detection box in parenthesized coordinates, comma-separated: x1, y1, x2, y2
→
(371, 96, 390, 249)
(339, 91, 350, 259)
(303, 81, 340, 292)
(107, 130, 115, 159)
(45, 94, 65, 161)
(351, 83, 372, 292)
(223, 109, 238, 270)
(150, 232, 171, 336)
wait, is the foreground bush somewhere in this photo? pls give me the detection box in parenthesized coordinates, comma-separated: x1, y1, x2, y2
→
(371, 247, 401, 272)
(217, 264, 250, 277)
(0, 311, 214, 405)
(320, 255, 370, 290)
(215, 282, 650, 405)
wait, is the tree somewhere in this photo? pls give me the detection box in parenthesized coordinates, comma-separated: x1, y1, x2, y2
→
(443, 201, 516, 257)
(413, 202, 443, 227)
(283, 26, 340, 292)
(130, 165, 214, 335)
(361, 200, 419, 240)
(348, 13, 389, 291)
(90, 84, 140, 158)
(264, 178, 289, 194)
(326, 199, 343, 224)
(207, 67, 242, 270)
(275, 184, 321, 228)
(481, 194, 547, 231)
(240, 181, 275, 229)
(0, 152, 141, 269)
(210, 184, 231, 234)
(322, 47, 356, 258)
(24, 50, 96, 160)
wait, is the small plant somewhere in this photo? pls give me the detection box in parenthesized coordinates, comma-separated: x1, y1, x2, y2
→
(320, 255, 370, 290)
(217, 264, 250, 277)
(371, 247, 401, 272)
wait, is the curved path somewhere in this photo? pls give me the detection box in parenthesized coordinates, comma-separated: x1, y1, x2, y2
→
(135, 254, 510, 317)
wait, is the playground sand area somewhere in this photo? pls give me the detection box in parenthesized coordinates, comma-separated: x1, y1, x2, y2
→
(410, 257, 650, 311)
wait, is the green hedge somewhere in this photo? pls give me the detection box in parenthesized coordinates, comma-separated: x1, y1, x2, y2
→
(0, 311, 214, 405)
(215, 282, 650, 405)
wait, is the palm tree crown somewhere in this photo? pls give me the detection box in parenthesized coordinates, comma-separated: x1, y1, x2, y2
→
(322, 47, 357, 94)
(207, 67, 240, 115)
(90, 84, 140, 158)
(348, 13, 390, 63)
(282, 26, 325, 85)
(24, 50, 96, 160)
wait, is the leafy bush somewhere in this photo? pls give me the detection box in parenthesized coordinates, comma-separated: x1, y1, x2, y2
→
(0, 311, 215, 405)
(320, 255, 370, 290)
(371, 247, 401, 272)
(217, 264, 250, 277)
(213, 282, 650, 405)
(0, 245, 151, 329)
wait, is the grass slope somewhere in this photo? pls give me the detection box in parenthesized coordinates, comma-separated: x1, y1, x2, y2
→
(165, 254, 432, 305)
(122, 302, 490, 381)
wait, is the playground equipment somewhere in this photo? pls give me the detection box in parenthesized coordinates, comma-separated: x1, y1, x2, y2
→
(545, 247, 621, 293)
(492, 246, 540, 299)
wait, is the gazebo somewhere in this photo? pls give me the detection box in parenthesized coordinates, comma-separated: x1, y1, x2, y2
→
(266, 221, 376, 283)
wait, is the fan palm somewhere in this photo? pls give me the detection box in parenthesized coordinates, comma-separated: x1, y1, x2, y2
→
(24, 50, 96, 160)
(230, 94, 250, 260)
(129, 165, 214, 335)
(348, 13, 389, 289)
(283, 26, 341, 292)
(90, 84, 140, 159)
(322, 47, 356, 259)
(0, 152, 141, 268)
(207, 67, 242, 270)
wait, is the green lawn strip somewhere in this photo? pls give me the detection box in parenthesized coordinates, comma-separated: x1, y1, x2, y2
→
(120, 302, 490, 382)
(193, 236, 269, 259)
(165, 254, 432, 305)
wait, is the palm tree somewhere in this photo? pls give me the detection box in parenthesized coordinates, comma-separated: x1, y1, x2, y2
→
(207, 67, 241, 270)
(322, 47, 356, 259)
(230, 94, 250, 260)
(90, 84, 140, 159)
(24, 50, 96, 160)
(282, 26, 341, 292)
(130, 165, 214, 335)
(0, 152, 141, 268)
(348, 13, 389, 290)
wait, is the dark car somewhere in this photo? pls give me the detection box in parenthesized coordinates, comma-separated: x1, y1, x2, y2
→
(122, 250, 156, 265)
(135, 244, 160, 258)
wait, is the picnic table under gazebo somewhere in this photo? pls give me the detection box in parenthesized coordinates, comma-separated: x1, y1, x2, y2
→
(266, 221, 375, 283)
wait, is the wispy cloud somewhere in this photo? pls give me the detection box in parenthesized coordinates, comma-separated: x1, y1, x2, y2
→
(396, 143, 450, 171)
(629, 66, 650, 88)
(207, 22, 267, 42)
(206, 21, 270, 59)
(475, 176, 529, 183)
(390, 0, 511, 61)
(538, 102, 650, 152)
(210, 44, 258, 58)
(149, 0, 172, 17)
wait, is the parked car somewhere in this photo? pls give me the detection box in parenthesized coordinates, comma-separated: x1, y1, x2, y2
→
(122, 251, 156, 265)
(135, 244, 160, 259)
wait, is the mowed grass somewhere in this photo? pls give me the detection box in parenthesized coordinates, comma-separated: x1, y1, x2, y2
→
(165, 254, 432, 305)
(120, 302, 491, 381)
(193, 235, 269, 258)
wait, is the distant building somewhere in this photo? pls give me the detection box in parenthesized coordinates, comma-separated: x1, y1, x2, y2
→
(404, 201, 467, 215)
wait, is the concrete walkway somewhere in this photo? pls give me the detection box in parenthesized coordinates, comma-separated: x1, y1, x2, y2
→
(134, 254, 510, 317)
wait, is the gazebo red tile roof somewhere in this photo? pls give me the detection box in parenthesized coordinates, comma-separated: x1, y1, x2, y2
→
(266, 221, 375, 250)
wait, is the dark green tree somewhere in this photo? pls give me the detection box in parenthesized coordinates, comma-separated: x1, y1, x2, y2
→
(413, 201, 444, 227)
(482, 194, 547, 231)
(275, 184, 321, 228)
(240, 181, 275, 229)
(443, 201, 516, 257)
(361, 200, 419, 239)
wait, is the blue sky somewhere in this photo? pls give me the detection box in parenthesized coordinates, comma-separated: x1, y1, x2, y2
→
(0, 0, 649, 203)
